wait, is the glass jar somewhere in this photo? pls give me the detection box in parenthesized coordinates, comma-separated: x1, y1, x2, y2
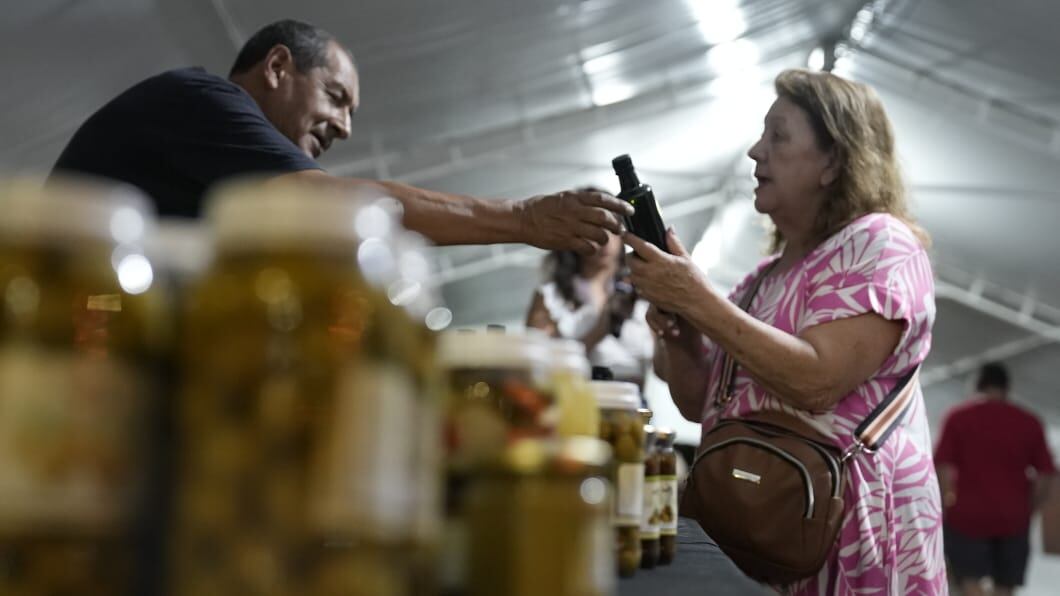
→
(0, 177, 167, 596)
(437, 329, 555, 592)
(466, 437, 615, 596)
(589, 380, 644, 578)
(639, 425, 660, 569)
(171, 180, 436, 596)
(655, 428, 678, 564)
(549, 338, 598, 438)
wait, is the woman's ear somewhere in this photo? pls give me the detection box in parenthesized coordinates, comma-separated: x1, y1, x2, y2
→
(820, 146, 840, 187)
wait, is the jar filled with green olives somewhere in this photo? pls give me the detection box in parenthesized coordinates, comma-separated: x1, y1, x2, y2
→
(549, 338, 598, 438)
(437, 329, 555, 592)
(0, 177, 168, 596)
(172, 180, 437, 596)
(654, 428, 678, 565)
(589, 380, 644, 578)
(639, 425, 660, 569)
(466, 437, 615, 596)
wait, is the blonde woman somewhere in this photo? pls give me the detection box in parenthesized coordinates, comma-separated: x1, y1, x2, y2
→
(626, 69, 944, 593)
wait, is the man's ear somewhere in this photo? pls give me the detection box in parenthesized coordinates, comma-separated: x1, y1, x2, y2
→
(262, 44, 294, 90)
(820, 146, 840, 187)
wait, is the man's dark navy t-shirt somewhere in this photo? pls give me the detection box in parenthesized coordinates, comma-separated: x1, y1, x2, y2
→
(52, 67, 321, 218)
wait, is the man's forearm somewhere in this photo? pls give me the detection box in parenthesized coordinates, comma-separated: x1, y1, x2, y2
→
(373, 180, 526, 246)
(271, 171, 528, 246)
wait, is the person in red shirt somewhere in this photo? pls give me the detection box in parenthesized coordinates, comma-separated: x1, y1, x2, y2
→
(935, 362, 1056, 596)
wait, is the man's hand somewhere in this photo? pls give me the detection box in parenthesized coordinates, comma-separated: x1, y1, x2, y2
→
(516, 189, 633, 255)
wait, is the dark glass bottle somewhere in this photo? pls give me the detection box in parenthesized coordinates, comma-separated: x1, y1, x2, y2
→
(612, 154, 668, 253)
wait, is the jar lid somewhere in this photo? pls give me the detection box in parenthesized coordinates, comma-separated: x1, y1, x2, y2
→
(495, 437, 612, 477)
(589, 380, 640, 411)
(550, 338, 590, 376)
(206, 176, 398, 250)
(638, 407, 653, 424)
(654, 427, 677, 447)
(0, 176, 154, 246)
(438, 328, 551, 369)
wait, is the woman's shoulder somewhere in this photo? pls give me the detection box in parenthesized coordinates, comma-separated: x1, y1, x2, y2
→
(836, 212, 922, 250)
(810, 213, 926, 271)
(728, 256, 782, 301)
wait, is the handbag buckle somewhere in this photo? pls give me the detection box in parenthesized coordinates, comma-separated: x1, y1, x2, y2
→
(841, 440, 872, 462)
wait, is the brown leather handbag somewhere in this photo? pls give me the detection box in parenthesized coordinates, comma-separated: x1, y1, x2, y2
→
(679, 267, 919, 585)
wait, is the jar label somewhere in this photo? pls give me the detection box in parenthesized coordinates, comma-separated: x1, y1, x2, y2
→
(0, 343, 144, 531)
(659, 474, 678, 535)
(641, 476, 660, 538)
(590, 512, 617, 591)
(614, 462, 644, 526)
(308, 361, 422, 538)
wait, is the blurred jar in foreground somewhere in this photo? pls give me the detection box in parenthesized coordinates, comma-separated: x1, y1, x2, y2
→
(549, 338, 598, 438)
(0, 177, 167, 595)
(654, 428, 678, 565)
(639, 424, 660, 569)
(590, 381, 644, 578)
(466, 437, 615, 596)
(171, 180, 437, 596)
(436, 328, 555, 592)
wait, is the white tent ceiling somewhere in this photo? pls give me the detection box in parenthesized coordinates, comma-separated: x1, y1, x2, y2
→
(3, 0, 1060, 425)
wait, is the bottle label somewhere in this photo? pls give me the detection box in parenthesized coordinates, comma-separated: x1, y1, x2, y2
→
(659, 474, 678, 535)
(613, 462, 644, 526)
(308, 361, 421, 538)
(0, 343, 145, 531)
(641, 476, 660, 538)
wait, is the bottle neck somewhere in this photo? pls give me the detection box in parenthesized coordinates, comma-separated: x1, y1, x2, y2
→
(616, 168, 640, 191)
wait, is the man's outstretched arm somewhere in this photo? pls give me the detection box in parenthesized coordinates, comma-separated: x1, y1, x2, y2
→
(273, 170, 632, 254)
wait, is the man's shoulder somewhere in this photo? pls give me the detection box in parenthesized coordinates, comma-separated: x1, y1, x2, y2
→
(129, 67, 242, 100)
(944, 398, 1043, 427)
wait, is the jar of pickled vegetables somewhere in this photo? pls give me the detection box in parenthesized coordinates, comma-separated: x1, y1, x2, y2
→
(654, 428, 678, 564)
(466, 437, 615, 596)
(549, 338, 598, 438)
(437, 328, 555, 592)
(589, 380, 644, 578)
(172, 180, 436, 596)
(639, 425, 660, 569)
(0, 177, 167, 596)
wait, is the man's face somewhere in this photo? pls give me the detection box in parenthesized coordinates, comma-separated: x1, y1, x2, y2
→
(263, 40, 360, 159)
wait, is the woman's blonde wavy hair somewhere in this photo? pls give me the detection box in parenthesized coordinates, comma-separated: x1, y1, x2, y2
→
(768, 69, 929, 252)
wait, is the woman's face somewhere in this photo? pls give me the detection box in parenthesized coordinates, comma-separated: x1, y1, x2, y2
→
(746, 96, 836, 219)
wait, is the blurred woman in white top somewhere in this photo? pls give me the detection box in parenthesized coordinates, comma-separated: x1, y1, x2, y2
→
(525, 231, 653, 388)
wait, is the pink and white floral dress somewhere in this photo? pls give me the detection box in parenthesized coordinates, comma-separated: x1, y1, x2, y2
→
(699, 213, 947, 594)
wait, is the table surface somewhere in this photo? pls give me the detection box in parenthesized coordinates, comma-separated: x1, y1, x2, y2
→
(617, 517, 772, 596)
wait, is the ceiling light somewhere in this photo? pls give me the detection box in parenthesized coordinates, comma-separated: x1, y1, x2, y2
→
(688, 0, 747, 44)
(849, 6, 875, 43)
(807, 47, 825, 71)
(581, 51, 622, 76)
(590, 81, 636, 107)
(708, 39, 759, 75)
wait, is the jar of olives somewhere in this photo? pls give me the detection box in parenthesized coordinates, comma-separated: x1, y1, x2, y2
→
(589, 380, 644, 578)
(549, 338, 598, 438)
(0, 177, 167, 596)
(654, 428, 678, 564)
(639, 425, 660, 569)
(171, 180, 435, 596)
(437, 328, 555, 592)
(466, 437, 615, 596)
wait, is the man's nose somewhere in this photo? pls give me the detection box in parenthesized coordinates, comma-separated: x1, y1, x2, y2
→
(329, 110, 351, 140)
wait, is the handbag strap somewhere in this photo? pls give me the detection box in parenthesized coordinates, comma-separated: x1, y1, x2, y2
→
(711, 261, 919, 458)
